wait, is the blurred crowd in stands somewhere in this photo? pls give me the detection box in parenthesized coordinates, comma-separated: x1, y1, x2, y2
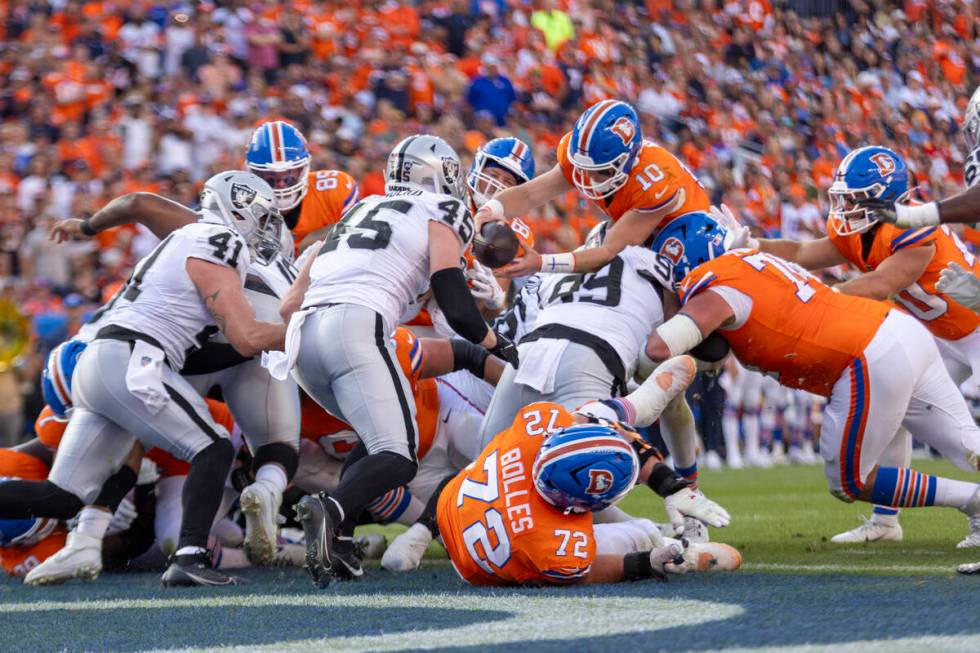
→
(0, 0, 976, 445)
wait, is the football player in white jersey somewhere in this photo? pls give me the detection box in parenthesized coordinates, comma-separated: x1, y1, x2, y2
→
(269, 134, 520, 587)
(47, 188, 303, 570)
(0, 171, 286, 587)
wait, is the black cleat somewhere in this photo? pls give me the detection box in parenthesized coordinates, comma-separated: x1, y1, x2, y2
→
(295, 493, 336, 588)
(162, 552, 236, 587)
(331, 537, 365, 581)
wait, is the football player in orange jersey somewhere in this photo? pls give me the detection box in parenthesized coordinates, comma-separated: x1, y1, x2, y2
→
(245, 120, 358, 254)
(475, 100, 710, 278)
(385, 356, 738, 581)
(438, 357, 736, 586)
(735, 147, 980, 543)
(648, 212, 980, 549)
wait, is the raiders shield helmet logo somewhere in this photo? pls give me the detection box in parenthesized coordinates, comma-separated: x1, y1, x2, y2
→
(585, 469, 614, 495)
(230, 183, 257, 210)
(442, 156, 460, 184)
(609, 116, 636, 146)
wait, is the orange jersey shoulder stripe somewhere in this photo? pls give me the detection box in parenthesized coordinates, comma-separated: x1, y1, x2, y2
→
(680, 250, 890, 395)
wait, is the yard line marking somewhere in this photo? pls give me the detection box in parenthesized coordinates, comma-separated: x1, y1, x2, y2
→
(688, 634, 980, 653)
(0, 594, 744, 652)
(743, 562, 954, 574)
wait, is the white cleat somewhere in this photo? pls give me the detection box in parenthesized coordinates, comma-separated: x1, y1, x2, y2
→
(770, 441, 788, 466)
(683, 541, 742, 572)
(726, 450, 744, 469)
(831, 515, 903, 543)
(240, 481, 282, 566)
(381, 523, 432, 573)
(957, 488, 980, 549)
(744, 449, 773, 468)
(24, 531, 102, 586)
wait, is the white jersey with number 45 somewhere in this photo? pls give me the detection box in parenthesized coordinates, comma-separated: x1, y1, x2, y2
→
(102, 220, 250, 369)
(533, 245, 666, 372)
(302, 190, 474, 333)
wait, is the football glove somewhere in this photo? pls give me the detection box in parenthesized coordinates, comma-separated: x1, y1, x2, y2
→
(709, 203, 757, 249)
(664, 487, 731, 534)
(649, 541, 685, 581)
(106, 498, 138, 536)
(466, 260, 506, 310)
(937, 262, 980, 312)
(489, 330, 519, 368)
(854, 197, 899, 225)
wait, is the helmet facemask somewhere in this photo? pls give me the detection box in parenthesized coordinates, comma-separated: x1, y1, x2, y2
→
(200, 185, 284, 265)
(247, 159, 310, 211)
(466, 156, 522, 208)
(570, 151, 632, 201)
(828, 181, 906, 236)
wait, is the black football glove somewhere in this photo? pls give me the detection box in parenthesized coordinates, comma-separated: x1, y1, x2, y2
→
(488, 330, 519, 368)
(854, 197, 898, 224)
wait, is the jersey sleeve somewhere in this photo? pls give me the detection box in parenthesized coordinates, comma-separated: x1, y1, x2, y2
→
(393, 327, 424, 383)
(34, 406, 67, 451)
(888, 225, 939, 252)
(520, 518, 595, 585)
(187, 224, 250, 275)
(556, 132, 575, 186)
(428, 196, 475, 249)
(678, 264, 722, 305)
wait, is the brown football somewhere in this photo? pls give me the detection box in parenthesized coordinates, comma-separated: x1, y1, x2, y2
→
(472, 222, 520, 268)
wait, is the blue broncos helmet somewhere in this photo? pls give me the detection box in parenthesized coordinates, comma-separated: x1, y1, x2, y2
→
(0, 514, 58, 548)
(567, 100, 642, 200)
(532, 423, 639, 513)
(828, 146, 909, 236)
(467, 137, 536, 209)
(651, 211, 732, 291)
(41, 338, 88, 418)
(245, 120, 311, 211)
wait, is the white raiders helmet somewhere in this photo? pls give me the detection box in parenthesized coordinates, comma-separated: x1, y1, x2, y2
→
(385, 134, 467, 201)
(199, 170, 283, 263)
(964, 85, 980, 150)
(582, 220, 610, 249)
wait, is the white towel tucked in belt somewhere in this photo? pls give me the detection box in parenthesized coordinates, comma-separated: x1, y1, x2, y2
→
(262, 307, 314, 381)
(513, 339, 568, 394)
(125, 340, 169, 415)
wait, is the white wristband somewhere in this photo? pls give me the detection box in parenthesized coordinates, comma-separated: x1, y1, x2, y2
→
(654, 314, 704, 357)
(540, 252, 576, 273)
(484, 198, 504, 218)
(895, 201, 940, 228)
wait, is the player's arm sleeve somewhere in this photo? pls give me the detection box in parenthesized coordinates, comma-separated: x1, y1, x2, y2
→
(430, 267, 491, 344)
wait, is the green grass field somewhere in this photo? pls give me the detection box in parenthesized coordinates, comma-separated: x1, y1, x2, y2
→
(2, 460, 978, 653)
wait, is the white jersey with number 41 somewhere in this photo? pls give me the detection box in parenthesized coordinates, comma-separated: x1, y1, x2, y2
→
(302, 190, 474, 334)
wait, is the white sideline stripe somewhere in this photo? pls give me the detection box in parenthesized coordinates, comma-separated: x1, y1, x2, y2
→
(690, 635, 980, 653)
(0, 594, 744, 653)
(744, 562, 954, 573)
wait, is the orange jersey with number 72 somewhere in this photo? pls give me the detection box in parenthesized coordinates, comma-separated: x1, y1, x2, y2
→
(291, 170, 359, 252)
(678, 249, 891, 396)
(556, 134, 710, 223)
(437, 402, 596, 586)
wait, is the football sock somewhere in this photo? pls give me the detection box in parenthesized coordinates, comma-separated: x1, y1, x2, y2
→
(365, 487, 423, 525)
(869, 467, 977, 509)
(255, 464, 288, 494)
(93, 466, 137, 513)
(743, 409, 761, 454)
(871, 505, 900, 522)
(76, 506, 112, 540)
(177, 439, 234, 551)
(722, 409, 741, 460)
(332, 451, 417, 535)
(660, 397, 698, 485)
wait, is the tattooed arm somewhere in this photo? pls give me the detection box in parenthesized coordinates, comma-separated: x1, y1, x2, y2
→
(186, 258, 286, 356)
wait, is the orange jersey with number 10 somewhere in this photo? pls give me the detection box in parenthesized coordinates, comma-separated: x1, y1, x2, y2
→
(556, 134, 710, 223)
(291, 170, 359, 251)
(438, 402, 595, 587)
(827, 223, 980, 341)
(679, 249, 891, 396)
